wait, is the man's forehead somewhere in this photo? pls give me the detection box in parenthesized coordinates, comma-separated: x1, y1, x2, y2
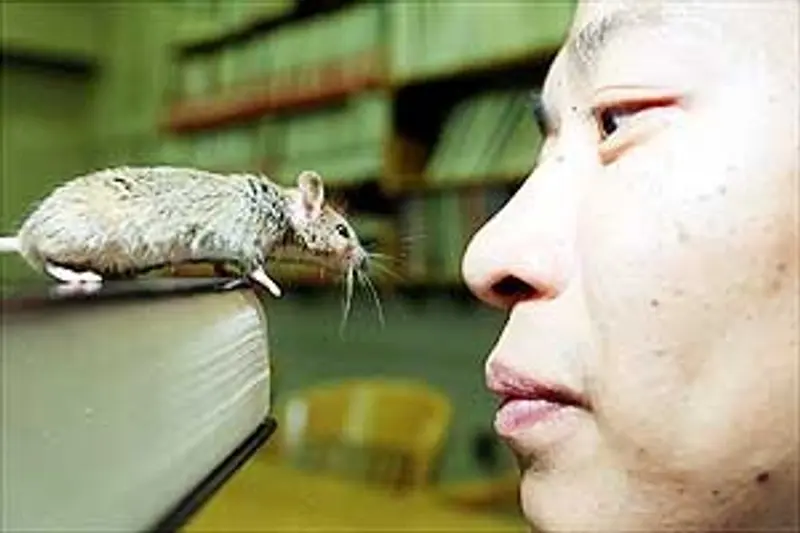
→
(564, 1, 791, 77)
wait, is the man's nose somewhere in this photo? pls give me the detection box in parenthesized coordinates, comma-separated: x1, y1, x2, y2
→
(461, 163, 578, 310)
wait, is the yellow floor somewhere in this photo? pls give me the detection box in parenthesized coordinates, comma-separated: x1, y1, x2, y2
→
(183, 452, 527, 532)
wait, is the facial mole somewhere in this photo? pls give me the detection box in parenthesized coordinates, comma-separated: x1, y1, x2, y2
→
(768, 278, 782, 294)
(755, 471, 770, 484)
(776, 262, 787, 274)
(650, 298, 660, 307)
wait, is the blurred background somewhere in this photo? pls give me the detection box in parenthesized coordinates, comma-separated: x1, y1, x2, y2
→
(1, 0, 575, 528)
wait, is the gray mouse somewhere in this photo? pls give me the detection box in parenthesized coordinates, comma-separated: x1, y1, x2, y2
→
(0, 165, 371, 299)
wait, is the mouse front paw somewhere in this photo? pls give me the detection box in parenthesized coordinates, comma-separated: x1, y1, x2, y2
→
(247, 266, 282, 298)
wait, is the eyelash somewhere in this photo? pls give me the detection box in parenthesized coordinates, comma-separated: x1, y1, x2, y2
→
(593, 101, 654, 140)
(591, 97, 679, 162)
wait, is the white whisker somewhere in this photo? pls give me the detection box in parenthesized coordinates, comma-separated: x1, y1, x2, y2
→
(370, 260, 404, 282)
(368, 252, 403, 264)
(339, 266, 355, 337)
(358, 270, 385, 329)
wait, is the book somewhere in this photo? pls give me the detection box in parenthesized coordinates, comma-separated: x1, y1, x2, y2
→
(395, 184, 518, 284)
(388, 1, 575, 83)
(1, 277, 275, 532)
(425, 89, 542, 186)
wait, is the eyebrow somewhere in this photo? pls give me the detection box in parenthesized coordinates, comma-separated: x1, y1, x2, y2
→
(529, 8, 666, 134)
(567, 7, 664, 74)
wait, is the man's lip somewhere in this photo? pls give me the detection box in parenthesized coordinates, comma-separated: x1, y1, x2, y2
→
(486, 363, 590, 411)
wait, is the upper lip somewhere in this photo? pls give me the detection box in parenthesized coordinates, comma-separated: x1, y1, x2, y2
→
(486, 363, 590, 410)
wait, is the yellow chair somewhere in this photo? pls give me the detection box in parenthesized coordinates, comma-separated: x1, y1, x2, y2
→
(271, 378, 453, 492)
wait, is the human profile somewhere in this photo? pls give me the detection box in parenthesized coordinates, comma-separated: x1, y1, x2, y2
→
(462, 1, 799, 530)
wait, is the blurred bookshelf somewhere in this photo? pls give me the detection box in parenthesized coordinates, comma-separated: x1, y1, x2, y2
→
(155, 0, 576, 292)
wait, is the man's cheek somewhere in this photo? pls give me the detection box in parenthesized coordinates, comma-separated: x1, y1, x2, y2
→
(577, 197, 725, 404)
(580, 203, 741, 387)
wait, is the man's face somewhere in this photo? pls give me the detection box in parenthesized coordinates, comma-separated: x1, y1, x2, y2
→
(462, 1, 799, 530)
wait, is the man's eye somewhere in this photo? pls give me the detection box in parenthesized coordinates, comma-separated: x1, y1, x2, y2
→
(594, 97, 679, 140)
(596, 105, 641, 140)
(591, 97, 681, 164)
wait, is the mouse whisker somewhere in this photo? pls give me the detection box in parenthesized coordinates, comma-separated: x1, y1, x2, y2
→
(367, 258, 404, 277)
(339, 266, 355, 337)
(358, 269, 385, 329)
(400, 233, 426, 243)
(369, 259, 404, 282)
(367, 251, 402, 264)
(368, 251, 406, 268)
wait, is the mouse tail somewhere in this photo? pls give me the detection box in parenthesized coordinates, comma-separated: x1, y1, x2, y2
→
(0, 236, 20, 253)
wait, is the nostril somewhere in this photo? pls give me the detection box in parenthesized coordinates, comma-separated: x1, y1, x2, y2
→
(491, 276, 542, 304)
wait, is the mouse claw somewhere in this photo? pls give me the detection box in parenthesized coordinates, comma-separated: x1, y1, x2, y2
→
(249, 267, 282, 297)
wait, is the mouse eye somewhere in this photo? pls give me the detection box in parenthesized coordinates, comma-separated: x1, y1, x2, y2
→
(335, 223, 349, 238)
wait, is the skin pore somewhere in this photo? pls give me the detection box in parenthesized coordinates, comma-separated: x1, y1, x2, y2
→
(462, 1, 799, 531)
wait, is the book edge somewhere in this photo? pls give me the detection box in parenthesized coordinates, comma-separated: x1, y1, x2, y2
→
(147, 416, 278, 533)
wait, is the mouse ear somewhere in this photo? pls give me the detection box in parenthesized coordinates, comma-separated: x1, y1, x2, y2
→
(297, 170, 324, 219)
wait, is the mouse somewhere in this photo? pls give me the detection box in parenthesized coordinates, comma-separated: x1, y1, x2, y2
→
(0, 165, 371, 299)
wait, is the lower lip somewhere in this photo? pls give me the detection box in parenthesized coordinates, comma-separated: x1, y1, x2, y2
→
(494, 398, 578, 438)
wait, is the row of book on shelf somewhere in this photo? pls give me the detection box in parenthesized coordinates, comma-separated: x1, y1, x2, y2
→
(397, 184, 517, 285)
(161, 90, 389, 187)
(388, 0, 575, 82)
(426, 89, 540, 185)
(156, 87, 540, 193)
(172, 1, 385, 102)
(169, 0, 575, 101)
(173, 0, 294, 41)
